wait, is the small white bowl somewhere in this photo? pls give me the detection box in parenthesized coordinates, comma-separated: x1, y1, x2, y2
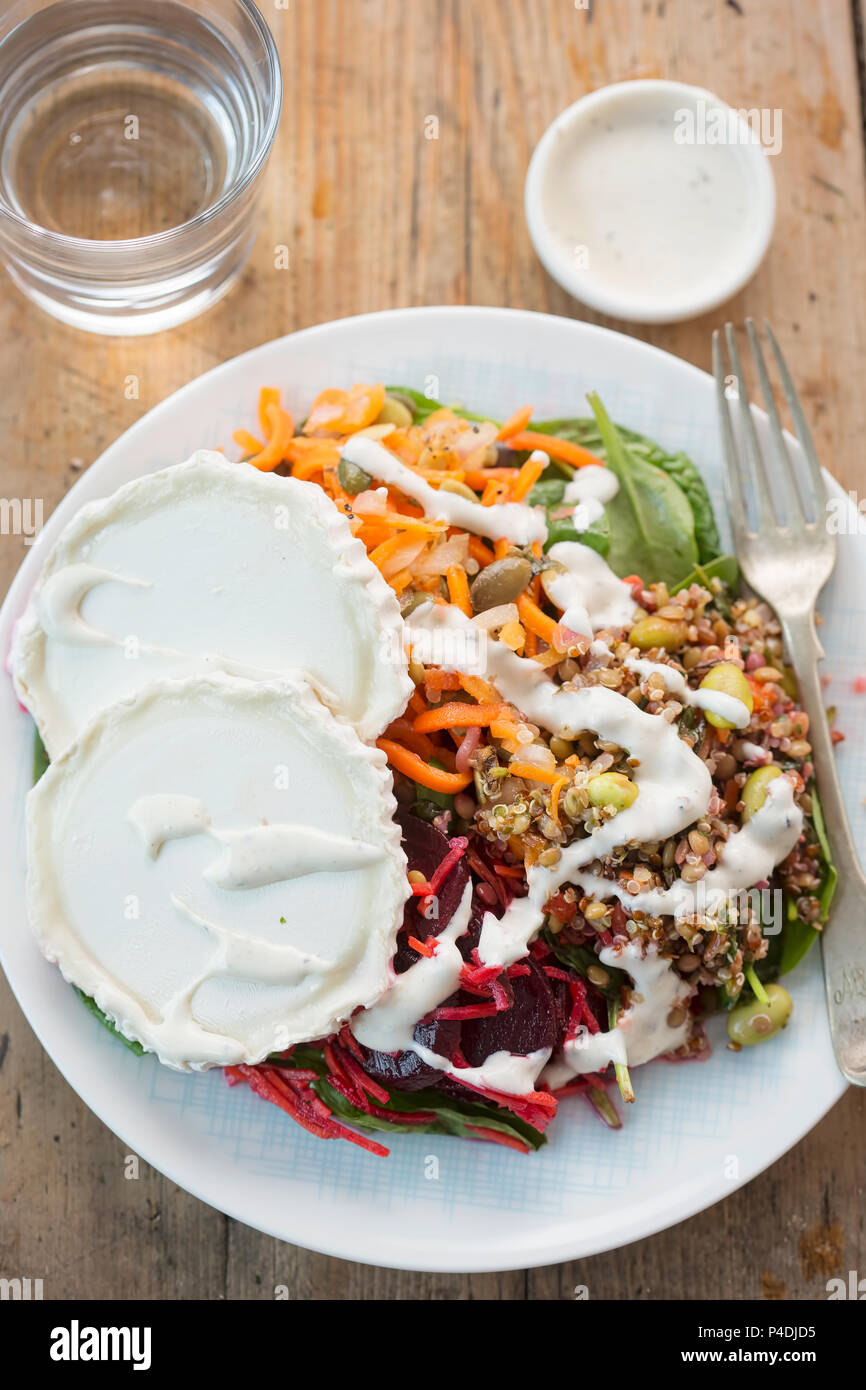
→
(525, 80, 776, 324)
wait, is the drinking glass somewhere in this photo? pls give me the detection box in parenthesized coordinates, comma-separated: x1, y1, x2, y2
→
(0, 0, 282, 334)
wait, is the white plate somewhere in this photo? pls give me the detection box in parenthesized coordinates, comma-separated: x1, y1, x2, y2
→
(0, 307, 854, 1272)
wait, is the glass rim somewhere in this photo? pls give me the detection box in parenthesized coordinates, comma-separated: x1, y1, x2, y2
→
(0, 0, 282, 254)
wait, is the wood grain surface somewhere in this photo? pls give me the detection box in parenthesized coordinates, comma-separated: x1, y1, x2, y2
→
(1, 0, 864, 1301)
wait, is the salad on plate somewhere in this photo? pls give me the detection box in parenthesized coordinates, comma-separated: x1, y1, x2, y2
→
(11, 379, 836, 1157)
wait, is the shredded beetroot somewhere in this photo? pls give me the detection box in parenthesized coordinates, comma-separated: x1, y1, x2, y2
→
(233, 1062, 390, 1157)
(465, 847, 509, 907)
(463, 1124, 531, 1154)
(431, 1001, 499, 1021)
(428, 836, 468, 896)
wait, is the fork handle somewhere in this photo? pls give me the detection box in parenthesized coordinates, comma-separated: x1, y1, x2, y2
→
(782, 611, 866, 1086)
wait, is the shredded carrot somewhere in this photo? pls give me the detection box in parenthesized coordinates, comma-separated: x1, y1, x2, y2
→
(389, 568, 414, 595)
(258, 387, 281, 438)
(233, 427, 264, 455)
(493, 538, 511, 560)
(376, 739, 472, 792)
(516, 592, 558, 646)
(481, 477, 511, 506)
(369, 533, 411, 571)
(414, 701, 507, 733)
(549, 774, 568, 826)
(507, 760, 561, 785)
(384, 718, 454, 766)
(497, 405, 533, 441)
(510, 453, 546, 502)
(467, 536, 495, 568)
(408, 935, 436, 958)
(463, 467, 519, 490)
(423, 669, 462, 693)
(245, 402, 295, 471)
(446, 564, 473, 617)
(508, 430, 604, 471)
(408, 689, 428, 717)
(460, 673, 500, 703)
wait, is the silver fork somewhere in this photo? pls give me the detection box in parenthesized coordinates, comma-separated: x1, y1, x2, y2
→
(714, 319, 866, 1087)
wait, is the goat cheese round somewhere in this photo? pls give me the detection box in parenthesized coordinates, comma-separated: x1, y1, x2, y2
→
(26, 675, 409, 1070)
(12, 451, 411, 756)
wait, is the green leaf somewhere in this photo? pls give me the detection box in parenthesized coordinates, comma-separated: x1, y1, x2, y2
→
(542, 929, 625, 998)
(607, 997, 634, 1105)
(779, 915, 821, 975)
(587, 393, 699, 588)
(671, 555, 740, 596)
(529, 415, 723, 569)
(528, 476, 611, 556)
(77, 990, 145, 1056)
(777, 786, 837, 975)
(33, 728, 49, 783)
(384, 385, 489, 427)
(810, 785, 838, 923)
(546, 509, 611, 557)
(276, 1045, 546, 1148)
(651, 452, 722, 563)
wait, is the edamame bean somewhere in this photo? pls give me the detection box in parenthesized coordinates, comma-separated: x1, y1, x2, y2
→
(699, 661, 754, 729)
(470, 555, 532, 613)
(586, 772, 638, 812)
(628, 615, 689, 651)
(337, 458, 373, 494)
(741, 764, 781, 822)
(376, 394, 414, 429)
(727, 982, 792, 1045)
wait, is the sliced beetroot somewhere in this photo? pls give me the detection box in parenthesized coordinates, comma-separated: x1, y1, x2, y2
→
(393, 810, 471, 972)
(358, 1005, 460, 1092)
(461, 958, 558, 1065)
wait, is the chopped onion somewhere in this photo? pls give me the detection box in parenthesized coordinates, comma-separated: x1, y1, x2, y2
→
(413, 533, 469, 576)
(473, 602, 519, 631)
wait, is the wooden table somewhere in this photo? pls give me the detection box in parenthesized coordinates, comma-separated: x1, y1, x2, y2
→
(2, 0, 864, 1301)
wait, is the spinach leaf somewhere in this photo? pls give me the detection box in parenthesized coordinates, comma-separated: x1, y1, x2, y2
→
(650, 452, 722, 562)
(587, 393, 699, 588)
(810, 786, 838, 923)
(33, 728, 49, 783)
(278, 1045, 546, 1148)
(541, 929, 625, 999)
(384, 385, 489, 427)
(77, 990, 145, 1056)
(777, 787, 837, 975)
(545, 510, 610, 556)
(528, 416, 721, 564)
(528, 476, 611, 556)
(528, 479, 565, 508)
(671, 555, 740, 595)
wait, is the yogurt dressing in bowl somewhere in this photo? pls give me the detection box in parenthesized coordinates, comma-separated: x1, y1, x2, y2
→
(525, 80, 776, 324)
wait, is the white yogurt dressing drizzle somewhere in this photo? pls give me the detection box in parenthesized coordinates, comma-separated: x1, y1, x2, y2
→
(561, 464, 620, 531)
(351, 882, 552, 1095)
(626, 655, 751, 729)
(340, 435, 548, 546)
(542, 541, 636, 638)
(543, 939, 694, 1083)
(406, 602, 713, 970)
(404, 595, 803, 1070)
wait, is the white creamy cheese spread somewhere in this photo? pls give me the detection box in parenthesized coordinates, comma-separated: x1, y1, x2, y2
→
(26, 675, 409, 1070)
(12, 451, 410, 755)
